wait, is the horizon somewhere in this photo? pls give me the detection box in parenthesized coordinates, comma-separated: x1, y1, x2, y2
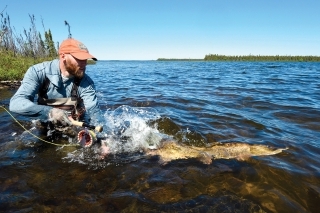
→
(1, 0, 319, 60)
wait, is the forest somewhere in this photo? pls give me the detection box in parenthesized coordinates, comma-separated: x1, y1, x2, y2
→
(203, 54, 320, 62)
(158, 54, 320, 62)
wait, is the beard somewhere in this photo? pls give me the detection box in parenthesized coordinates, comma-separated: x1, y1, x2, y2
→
(65, 59, 86, 79)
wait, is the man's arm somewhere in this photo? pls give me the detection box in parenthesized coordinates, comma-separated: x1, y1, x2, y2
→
(79, 76, 100, 123)
(9, 66, 52, 119)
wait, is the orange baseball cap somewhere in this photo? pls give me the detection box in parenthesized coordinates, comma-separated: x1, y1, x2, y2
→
(59, 38, 97, 61)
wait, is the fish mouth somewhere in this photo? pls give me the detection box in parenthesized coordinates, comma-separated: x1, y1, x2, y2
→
(77, 130, 93, 147)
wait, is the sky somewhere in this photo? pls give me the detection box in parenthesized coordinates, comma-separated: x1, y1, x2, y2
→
(1, 0, 319, 60)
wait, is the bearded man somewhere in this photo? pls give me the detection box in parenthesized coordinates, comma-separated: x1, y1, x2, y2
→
(9, 38, 99, 131)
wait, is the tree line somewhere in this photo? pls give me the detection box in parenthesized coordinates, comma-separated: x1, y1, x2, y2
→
(204, 54, 320, 62)
(158, 54, 320, 62)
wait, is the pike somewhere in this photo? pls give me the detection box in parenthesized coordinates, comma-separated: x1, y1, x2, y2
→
(146, 141, 287, 164)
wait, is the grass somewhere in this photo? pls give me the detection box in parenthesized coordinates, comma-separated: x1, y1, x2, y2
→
(0, 51, 96, 81)
(0, 51, 56, 81)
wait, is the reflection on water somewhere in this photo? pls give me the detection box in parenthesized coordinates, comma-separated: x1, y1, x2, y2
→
(1, 61, 320, 212)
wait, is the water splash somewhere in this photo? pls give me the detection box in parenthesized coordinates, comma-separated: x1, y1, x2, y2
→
(64, 105, 166, 166)
(102, 105, 163, 153)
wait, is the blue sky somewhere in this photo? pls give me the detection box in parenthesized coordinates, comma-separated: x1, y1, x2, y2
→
(1, 0, 319, 60)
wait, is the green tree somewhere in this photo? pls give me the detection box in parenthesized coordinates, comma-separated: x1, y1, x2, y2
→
(44, 29, 56, 57)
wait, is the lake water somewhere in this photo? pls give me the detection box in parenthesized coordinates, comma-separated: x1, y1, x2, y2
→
(0, 61, 320, 212)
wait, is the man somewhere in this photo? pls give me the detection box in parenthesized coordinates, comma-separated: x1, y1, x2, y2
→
(9, 38, 99, 131)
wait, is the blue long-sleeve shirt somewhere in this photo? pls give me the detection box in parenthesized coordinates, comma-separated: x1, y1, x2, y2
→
(9, 59, 99, 122)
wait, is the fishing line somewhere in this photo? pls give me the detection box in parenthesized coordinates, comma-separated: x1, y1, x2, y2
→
(0, 105, 79, 147)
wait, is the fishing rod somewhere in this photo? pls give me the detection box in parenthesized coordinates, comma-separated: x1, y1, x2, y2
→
(71, 120, 103, 132)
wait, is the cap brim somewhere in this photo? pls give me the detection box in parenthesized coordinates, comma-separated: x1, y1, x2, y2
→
(71, 52, 97, 61)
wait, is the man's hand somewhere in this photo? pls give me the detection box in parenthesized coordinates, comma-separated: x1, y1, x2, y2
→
(49, 108, 72, 126)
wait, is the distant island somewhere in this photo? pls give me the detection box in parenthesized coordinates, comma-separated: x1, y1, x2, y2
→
(158, 54, 320, 62)
(157, 58, 204, 61)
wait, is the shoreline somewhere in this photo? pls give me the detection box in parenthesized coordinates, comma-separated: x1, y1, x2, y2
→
(0, 81, 21, 89)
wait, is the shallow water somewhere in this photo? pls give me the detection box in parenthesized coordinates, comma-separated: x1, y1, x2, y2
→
(1, 61, 320, 212)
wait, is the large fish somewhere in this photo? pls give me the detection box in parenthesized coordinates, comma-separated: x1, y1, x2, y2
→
(146, 141, 287, 164)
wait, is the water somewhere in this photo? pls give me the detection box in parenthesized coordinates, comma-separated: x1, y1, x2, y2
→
(1, 61, 320, 212)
